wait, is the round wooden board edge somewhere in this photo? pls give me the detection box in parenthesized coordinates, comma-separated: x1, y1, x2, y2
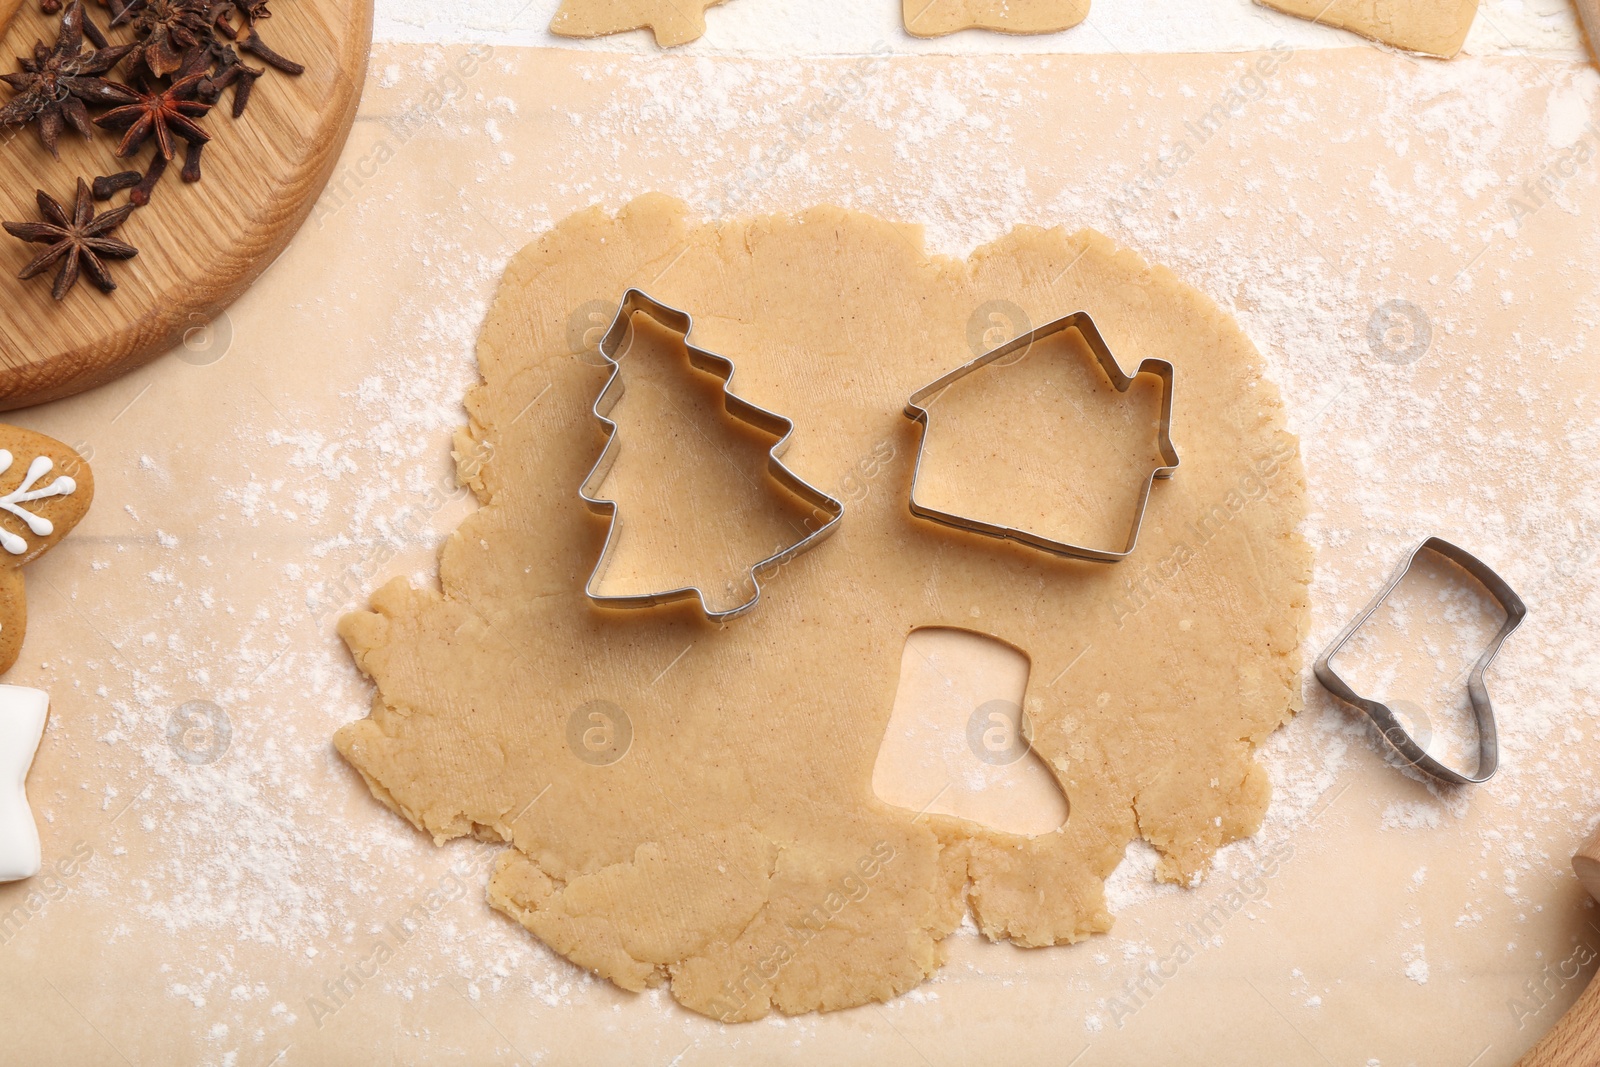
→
(0, 0, 375, 411)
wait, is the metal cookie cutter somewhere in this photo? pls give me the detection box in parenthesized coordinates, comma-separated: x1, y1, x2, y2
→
(1314, 537, 1526, 786)
(578, 289, 844, 623)
(902, 311, 1178, 563)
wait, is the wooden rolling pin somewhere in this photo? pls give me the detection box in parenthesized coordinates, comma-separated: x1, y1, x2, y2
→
(1515, 825, 1600, 1065)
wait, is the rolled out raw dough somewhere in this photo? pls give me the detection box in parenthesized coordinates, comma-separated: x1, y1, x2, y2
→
(1256, 0, 1478, 57)
(903, 0, 1090, 38)
(334, 195, 1311, 1020)
(549, 0, 727, 47)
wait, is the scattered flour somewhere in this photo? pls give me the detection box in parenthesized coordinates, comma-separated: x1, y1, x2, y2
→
(1383, 801, 1444, 831)
(1404, 946, 1431, 984)
(20, 25, 1599, 1063)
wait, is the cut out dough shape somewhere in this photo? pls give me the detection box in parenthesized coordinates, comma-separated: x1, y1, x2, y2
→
(903, 0, 1090, 38)
(547, 0, 1089, 45)
(0, 685, 47, 883)
(335, 196, 1311, 1021)
(872, 627, 1069, 837)
(549, 0, 727, 47)
(1256, 0, 1477, 57)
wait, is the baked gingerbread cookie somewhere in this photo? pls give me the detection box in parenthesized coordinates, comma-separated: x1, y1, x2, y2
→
(0, 425, 91, 676)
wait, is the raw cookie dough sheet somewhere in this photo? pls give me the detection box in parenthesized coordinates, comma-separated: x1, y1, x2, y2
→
(0, 44, 1596, 1067)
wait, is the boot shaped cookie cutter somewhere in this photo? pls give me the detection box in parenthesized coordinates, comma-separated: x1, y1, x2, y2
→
(578, 289, 844, 622)
(1313, 537, 1526, 786)
(903, 311, 1178, 563)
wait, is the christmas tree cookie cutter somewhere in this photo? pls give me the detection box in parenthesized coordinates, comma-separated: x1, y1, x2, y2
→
(578, 289, 844, 622)
(902, 311, 1179, 563)
(1314, 537, 1526, 786)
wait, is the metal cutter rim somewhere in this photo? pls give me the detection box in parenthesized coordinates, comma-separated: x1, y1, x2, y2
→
(902, 311, 1179, 563)
(1313, 536, 1527, 786)
(577, 288, 844, 623)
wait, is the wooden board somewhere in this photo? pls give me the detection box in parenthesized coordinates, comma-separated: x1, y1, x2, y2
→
(0, 0, 20, 40)
(0, 0, 372, 409)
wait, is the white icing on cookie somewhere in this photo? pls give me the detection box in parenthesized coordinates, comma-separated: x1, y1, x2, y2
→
(0, 685, 47, 882)
(0, 451, 76, 556)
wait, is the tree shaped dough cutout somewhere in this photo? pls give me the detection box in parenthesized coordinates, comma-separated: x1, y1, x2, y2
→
(550, 0, 727, 47)
(335, 197, 1311, 1021)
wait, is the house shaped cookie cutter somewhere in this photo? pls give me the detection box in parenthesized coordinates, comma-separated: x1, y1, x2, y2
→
(903, 311, 1178, 563)
(578, 289, 844, 622)
(1313, 537, 1526, 786)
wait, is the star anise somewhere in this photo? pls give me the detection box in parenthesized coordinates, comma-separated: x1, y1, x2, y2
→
(95, 69, 211, 159)
(0, 2, 133, 158)
(3, 178, 138, 300)
(112, 0, 213, 79)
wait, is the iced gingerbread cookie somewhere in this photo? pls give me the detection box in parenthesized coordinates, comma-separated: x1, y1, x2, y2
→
(0, 424, 92, 676)
(0, 684, 47, 882)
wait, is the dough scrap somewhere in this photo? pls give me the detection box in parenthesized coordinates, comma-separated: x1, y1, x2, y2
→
(1256, 0, 1477, 57)
(334, 195, 1311, 1020)
(549, 0, 727, 47)
(903, 0, 1090, 38)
